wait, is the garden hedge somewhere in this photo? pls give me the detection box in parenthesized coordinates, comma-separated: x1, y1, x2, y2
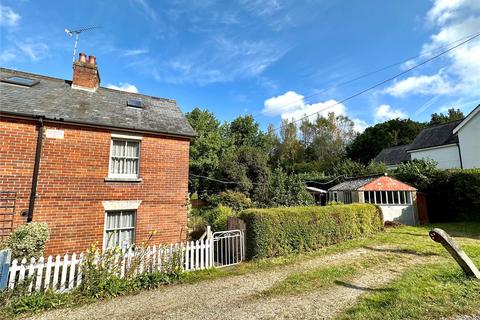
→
(424, 169, 480, 222)
(239, 204, 383, 259)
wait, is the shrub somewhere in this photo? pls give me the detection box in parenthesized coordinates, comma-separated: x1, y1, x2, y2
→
(207, 191, 253, 211)
(190, 205, 235, 232)
(424, 169, 480, 221)
(252, 168, 314, 208)
(393, 159, 439, 190)
(3, 223, 49, 259)
(239, 204, 383, 259)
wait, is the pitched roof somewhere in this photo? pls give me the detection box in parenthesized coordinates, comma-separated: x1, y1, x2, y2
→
(329, 175, 416, 191)
(407, 120, 461, 152)
(0, 68, 196, 138)
(374, 144, 411, 165)
(328, 176, 377, 191)
(453, 104, 480, 134)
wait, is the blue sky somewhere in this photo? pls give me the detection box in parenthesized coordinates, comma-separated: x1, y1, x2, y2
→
(1, 0, 479, 131)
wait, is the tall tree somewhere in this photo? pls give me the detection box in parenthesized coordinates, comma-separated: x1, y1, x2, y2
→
(186, 108, 231, 194)
(347, 119, 425, 164)
(429, 108, 464, 125)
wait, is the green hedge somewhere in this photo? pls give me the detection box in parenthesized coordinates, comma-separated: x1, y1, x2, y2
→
(425, 169, 480, 222)
(239, 204, 383, 259)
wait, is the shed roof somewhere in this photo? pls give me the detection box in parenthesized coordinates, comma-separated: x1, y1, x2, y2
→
(374, 144, 411, 165)
(328, 176, 377, 191)
(329, 175, 416, 191)
(0, 68, 196, 138)
(407, 120, 461, 152)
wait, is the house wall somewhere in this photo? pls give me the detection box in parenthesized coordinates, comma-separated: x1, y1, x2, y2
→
(409, 144, 461, 169)
(457, 112, 480, 169)
(0, 117, 190, 256)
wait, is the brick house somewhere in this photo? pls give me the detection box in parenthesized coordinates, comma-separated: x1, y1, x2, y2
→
(0, 53, 196, 256)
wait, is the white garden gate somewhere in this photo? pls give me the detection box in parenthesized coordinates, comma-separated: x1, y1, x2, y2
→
(212, 230, 244, 268)
(4, 227, 245, 292)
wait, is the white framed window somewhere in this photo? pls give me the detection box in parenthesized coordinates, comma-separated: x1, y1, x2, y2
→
(363, 191, 412, 205)
(332, 191, 338, 202)
(108, 139, 140, 178)
(344, 191, 352, 204)
(104, 210, 136, 250)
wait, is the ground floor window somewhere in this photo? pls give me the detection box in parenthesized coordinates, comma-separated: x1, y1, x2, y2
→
(104, 210, 136, 250)
(332, 191, 338, 202)
(344, 191, 353, 204)
(363, 191, 412, 205)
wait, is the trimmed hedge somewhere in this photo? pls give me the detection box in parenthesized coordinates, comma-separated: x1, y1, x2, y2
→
(239, 204, 383, 259)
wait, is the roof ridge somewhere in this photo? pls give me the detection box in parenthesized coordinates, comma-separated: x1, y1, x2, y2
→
(0, 67, 176, 103)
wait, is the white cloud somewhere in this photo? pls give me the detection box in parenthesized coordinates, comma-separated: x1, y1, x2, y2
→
(16, 42, 49, 61)
(131, 0, 157, 20)
(384, 72, 453, 97)
(374, 104, 407, 122)
(0, 49, 16, 63)
(0, 5, 21, 27)
(123, 48, 149, 56)
(385, 0, 480, 99)
(262, 90, 368, 132)
(106, 83, 139, 93)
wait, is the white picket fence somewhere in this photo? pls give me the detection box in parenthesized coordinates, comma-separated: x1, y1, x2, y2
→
(7, 238, 214, 293)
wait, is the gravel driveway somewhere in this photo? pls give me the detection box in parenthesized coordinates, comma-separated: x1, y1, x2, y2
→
(28, 247, 435, 320)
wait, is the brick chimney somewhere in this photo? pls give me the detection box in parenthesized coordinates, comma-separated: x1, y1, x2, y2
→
(72, 52, 100, 91)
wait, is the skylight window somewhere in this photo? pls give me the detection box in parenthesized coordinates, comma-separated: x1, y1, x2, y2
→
(127, 98, 143, 109)
(1, 76, 39, 87)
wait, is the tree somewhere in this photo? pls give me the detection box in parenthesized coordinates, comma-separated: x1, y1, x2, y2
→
(347, 119, 425, 164)
(186, 108, 231, 194)
(429, 108, 464, 125)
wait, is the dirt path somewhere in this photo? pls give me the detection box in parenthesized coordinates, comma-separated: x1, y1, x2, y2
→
(29, 247, 437, 320)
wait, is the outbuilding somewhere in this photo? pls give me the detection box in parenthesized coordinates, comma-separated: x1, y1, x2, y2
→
(328, 174, 418, 225)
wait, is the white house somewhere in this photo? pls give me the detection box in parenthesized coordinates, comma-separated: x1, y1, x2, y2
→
(453, 105, 480, 169)
(375, 104, 480, 170)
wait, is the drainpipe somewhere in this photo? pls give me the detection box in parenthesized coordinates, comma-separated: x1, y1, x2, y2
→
(26, 118, 44, 223)
(456, 142, 463, 169)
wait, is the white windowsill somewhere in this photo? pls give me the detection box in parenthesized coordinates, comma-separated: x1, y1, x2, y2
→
(104, 176, 142, 182)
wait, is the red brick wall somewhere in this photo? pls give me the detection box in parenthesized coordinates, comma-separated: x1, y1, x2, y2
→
(0, 117, 190, 256)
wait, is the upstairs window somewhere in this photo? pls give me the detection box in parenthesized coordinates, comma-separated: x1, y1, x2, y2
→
(109, 139, 140, 178)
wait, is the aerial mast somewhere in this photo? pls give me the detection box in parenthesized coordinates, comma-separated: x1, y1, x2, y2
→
(64, 26, 100, 62)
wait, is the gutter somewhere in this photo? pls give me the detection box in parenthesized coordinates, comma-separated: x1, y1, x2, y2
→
(26, 117, 44, 222)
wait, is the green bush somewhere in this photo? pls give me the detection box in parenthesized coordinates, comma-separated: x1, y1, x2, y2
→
(393, 159, 439, 190)
(207, 191, 253, 211)
(190, 205, 235, 232)
(3, 223, 49, 259)
(239, 204, 383, 259)
(425, 169, 480, 221)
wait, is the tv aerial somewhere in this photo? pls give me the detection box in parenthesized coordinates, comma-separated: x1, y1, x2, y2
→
(64, 26, 100, 62)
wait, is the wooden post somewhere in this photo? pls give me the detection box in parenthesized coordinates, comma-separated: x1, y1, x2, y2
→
(429, 228, 480, 279)
(0, 249, 11, 289)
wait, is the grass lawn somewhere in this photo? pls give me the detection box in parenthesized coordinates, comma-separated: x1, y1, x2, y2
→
(185, 221, 480, 319)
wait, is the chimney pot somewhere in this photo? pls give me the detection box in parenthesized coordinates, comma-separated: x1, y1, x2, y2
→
(88, 55, 96, 65)
(79, 52, 87, 62)
(72, 53, 100, 91)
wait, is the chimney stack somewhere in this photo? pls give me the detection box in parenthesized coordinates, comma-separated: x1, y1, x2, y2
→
(72, 52, 100, 92)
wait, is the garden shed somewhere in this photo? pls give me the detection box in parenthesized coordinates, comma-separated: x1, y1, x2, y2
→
(328, 174, 418, 225)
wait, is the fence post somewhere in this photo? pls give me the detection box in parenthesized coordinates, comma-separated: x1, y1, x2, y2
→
(0, 249, 12, 289)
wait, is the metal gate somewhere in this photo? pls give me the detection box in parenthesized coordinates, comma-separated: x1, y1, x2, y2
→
(212, 230, 244, 268)
(0, 192, 16, 240)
